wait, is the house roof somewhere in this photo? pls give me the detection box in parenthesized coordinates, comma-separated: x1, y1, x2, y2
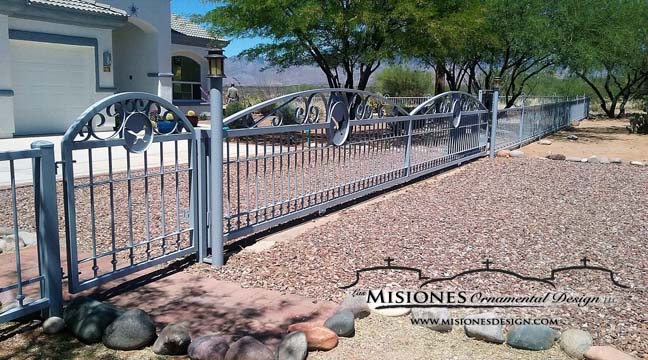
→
(171, 14, 225, 42)
(28, 0, 128, 17)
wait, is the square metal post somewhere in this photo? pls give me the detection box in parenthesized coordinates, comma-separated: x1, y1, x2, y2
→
(31, 141, 63, 317)
(489, 88, 500, 158)
(209, 78, 224, 267)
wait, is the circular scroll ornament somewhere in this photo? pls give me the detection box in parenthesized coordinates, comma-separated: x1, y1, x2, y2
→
(327, 94, 351, 146)
(122, 112, 153, 153)
(451, 98, 462, 128)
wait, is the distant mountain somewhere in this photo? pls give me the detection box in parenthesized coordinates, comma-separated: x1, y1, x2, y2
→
(224, 57, 329, 86)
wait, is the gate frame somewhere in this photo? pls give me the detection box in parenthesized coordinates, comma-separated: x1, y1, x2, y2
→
(61, 92, 200, 293)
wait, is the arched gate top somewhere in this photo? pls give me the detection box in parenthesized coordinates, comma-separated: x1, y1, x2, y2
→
(410, 91, 488, 116)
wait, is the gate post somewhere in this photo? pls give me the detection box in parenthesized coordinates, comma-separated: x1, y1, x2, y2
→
(489, 86, 500, 158)
(210, 85, 225, 268)
(31, 141, 63, 317)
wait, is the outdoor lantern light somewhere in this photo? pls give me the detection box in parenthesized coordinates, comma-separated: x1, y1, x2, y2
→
(206, 49, 226, 78)
(103, 51, 112, 72)
(493, 76, 502, 90)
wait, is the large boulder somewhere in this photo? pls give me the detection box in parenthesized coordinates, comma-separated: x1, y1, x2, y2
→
(102, 309, 157, 350)
(324, 310, 355, 337)
(152, 323, 192, 355)
(560, 329, 593, 359)
(506, 325, 556, 351)
(410, 308, 452, 332)
(188, 335, 231, 360)
(224, 336, 273, 360)
(463, 313, 504, 344)
(63, 297, 124, 344)
(276, 331, 308, 360)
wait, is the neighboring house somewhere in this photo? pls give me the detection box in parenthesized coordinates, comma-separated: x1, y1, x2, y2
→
(0, 0, 227, 138)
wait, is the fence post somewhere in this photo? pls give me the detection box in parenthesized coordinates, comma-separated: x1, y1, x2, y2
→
(210, 86, 225, 268)
(489, 88, 500, 158)
(31, 141, 63, 317)
(404, 117, 414, 176)
(519, 97, 526, 144)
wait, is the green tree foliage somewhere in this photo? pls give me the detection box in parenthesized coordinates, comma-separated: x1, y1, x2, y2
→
(201, 0, 423, 90)
(554, 0, 648, 117)
(374, 66, 432, 97)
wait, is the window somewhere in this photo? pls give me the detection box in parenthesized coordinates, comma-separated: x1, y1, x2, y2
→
(172, 56, 202, 101)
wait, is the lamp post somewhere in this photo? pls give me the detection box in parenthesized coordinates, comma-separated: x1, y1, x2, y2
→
(489, 76, 501, 158)
(207, 49, 226, 268)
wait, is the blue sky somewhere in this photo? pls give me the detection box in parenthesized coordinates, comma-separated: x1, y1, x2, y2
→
(170, 0, 268, 56)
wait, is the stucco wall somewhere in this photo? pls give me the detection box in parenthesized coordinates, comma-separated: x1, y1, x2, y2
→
(112, 22, 158, 94)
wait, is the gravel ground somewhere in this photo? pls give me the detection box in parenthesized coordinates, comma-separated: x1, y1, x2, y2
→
(208, 158, 648, 357)
(309, 314, 571, 360)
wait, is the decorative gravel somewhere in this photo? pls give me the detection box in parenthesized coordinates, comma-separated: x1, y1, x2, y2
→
(208, 158, 648, 357)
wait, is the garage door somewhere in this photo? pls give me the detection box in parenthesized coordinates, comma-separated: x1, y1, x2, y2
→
(11, 40, 96, 135)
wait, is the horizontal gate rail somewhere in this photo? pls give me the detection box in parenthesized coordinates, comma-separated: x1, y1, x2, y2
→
(0, 141, 62, 323)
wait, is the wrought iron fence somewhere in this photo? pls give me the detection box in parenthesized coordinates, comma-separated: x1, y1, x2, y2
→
(0, 141, 62, 322)
(494, 97, 589, 151)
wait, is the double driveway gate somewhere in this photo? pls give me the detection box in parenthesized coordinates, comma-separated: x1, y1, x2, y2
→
(0, 89, 588, 320)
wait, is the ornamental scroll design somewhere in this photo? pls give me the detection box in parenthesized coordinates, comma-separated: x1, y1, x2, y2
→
(68, 93, 194, 154)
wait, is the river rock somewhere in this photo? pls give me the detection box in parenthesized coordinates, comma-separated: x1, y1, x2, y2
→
(560, 329, 593, 359)
(287, 321, 321, 333)
(0, 227, 12, 236)
(506, 325, 555, 351)
(276, 331, 308, 360)
(188, 335, 231, 360)
(584, 346, 637, 360)
(324, 310, 355, 337)
(464, 313, 504, 344)
(63, 296, 124, 344)
(567, 134, 579, 140)
(224, 336, 273, 360)
(588, 156, 601, 164)
(410, 308, 452, 332)
(539, 139, 553, 145)
(152, 323, 191, 355)
(102, 309, 157, 350)
(510, 150, 526, 158)
(496, 150, 511, 158)
(610, 158, 623, 164)
(630, 161, 645, 166)
(43, 316, 66, 335)
(599, 156, 610, 164)
(303, 326, 338, 351)
(547, 154, 566, 161)
(337, 293, 370, 319)
(566, 156, 586, 162)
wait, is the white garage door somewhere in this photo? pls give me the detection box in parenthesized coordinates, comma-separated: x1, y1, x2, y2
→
(11, 40, 96, 135)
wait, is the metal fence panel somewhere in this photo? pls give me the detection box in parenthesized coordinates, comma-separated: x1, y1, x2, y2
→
(0, 141, 62, 322)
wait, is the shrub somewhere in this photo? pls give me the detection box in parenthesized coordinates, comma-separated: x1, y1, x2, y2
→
(375, 66, 432, 97)
(274, 104, 299, 125)
(224, 101, 253, 129)
(628, 113, 648, 134)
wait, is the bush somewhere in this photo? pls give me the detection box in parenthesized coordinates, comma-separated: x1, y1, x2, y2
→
(628, 113, 648, 134)
(375, 66, 432, 97)
(224, 101, 253, 129)
(274, 105, 299, 125)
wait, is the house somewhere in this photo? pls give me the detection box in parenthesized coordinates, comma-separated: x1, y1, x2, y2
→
(0, 0, 227, 138)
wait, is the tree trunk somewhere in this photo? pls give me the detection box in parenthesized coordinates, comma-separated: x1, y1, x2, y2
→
(434, 61, 446, 95)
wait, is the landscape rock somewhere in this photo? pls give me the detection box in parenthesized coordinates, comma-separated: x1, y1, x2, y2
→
(0, 226, 12, 236)
(464, 313, 505, 344)
(510, 150, 526, 158)
(560, 329, 593, 359)
(188, 335, 231, 360)
(567, 134, 579, 140)
(324, 310, 355, 337)
(506, 325, 555, 351)
(302, 326, 338, 351)
(43, 316, 66, 335)
(539, 139, 553, 145)
(337, 293, 370, 319)
(152, 323, 191, 355)
(547, 154, 566, 161)
(588, 156, 601, 164)
(224, 336, 273, 360)
(63, 296, 124, 344)
(410, 308, 452, 332)
(367, 301, 410, 317)
(610, 158, 623, 164)
(566, 156, 586, 162)
(102, 308, 157, 350)
(599, 156, 610, 164)
(287, 321, 321, 333)
(276, 331, 308, 360)
(630, 161, 645, 166)
(496, 149, 511, 158)
(584, 346, 637, 360)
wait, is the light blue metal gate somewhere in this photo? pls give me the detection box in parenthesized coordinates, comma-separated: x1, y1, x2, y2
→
(61, 93, 199, 293)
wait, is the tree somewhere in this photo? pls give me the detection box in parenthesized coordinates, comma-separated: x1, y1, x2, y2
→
(201, 0, 421, 90)
(554, 0, 648, 117)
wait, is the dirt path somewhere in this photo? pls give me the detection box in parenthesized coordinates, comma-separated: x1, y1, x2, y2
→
(522, 118, 648, 161)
